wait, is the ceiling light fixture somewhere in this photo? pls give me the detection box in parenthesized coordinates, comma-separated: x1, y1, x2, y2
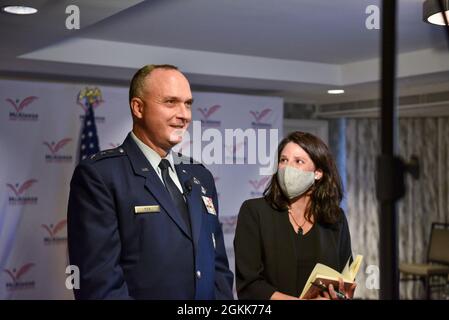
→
(1, 5, 38, 15)
(327, 89, 345, 95)
(423, 0, 449, 26)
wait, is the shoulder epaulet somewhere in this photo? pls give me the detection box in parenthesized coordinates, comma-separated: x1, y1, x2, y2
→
(174, 152, 203, 166)
(89, 147, 126, 161)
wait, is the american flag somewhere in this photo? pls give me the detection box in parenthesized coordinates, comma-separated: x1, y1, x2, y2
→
(77, 87, 102, 162)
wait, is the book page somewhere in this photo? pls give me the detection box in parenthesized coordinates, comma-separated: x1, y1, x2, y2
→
(341, 254, 363, 280)
(349, 255, 363, 279)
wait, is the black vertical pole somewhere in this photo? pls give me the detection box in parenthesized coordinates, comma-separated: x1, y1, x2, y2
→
(379, 0, 399, 300)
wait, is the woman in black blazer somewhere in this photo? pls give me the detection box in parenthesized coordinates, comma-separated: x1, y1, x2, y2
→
(234, 131, 355, 300)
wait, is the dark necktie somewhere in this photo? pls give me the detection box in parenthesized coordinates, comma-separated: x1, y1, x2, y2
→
(158, 159, 191, 234)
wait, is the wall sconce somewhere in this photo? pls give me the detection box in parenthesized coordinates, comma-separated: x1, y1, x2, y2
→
(423, 0, 449, 25)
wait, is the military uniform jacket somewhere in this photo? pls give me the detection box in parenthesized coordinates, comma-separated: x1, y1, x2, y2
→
(67, 133, 234, 299)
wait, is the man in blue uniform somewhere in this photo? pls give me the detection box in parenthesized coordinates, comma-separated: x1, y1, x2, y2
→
(67, 64, 234, 299)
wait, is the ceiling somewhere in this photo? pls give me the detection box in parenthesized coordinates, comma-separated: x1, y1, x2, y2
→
(1, 0, 448, 104)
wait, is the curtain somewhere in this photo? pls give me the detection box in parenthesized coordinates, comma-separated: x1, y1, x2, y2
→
(345, 117, 449, 299)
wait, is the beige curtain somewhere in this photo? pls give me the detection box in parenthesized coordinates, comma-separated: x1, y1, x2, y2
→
(345, 117, 449, 299)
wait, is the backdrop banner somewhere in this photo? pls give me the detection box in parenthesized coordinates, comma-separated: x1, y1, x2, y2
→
(0, 79, 283, 299)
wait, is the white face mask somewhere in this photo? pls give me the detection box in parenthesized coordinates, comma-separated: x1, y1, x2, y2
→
(277, 166, 315, 199)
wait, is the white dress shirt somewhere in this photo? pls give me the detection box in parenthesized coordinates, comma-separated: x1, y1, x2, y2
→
(130, 131, 184, 194)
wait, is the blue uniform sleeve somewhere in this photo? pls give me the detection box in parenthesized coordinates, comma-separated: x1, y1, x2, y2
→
(207, 171, 234, 300)
(67, 163, 131, 299)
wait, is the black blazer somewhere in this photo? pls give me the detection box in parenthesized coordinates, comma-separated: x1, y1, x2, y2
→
(234, 197, 352, 300)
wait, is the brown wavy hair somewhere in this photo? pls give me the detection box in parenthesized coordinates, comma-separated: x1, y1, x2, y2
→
(263, 131, 343, 224)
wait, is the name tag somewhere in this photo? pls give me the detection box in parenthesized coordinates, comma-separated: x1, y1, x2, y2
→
(202, 196, 217, 215)
(134, 205, 160, 214)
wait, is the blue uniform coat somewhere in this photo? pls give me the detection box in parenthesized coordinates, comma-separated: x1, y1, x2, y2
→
(67, 134, 233, 299)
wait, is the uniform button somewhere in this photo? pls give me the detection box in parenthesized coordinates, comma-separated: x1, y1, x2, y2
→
(196, 270, 201, 279)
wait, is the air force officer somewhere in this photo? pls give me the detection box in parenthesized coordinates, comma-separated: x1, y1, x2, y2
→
(67, 64, 234, 299)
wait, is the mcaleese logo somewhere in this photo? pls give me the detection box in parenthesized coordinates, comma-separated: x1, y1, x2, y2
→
(42, 220, 67, 244)
(220, 215, 238, 235)
(250, 108, 272, 128)
(197, 104, 221, 127)
(6, 96, 39, 121)
(3, 263, 35, 291)
(225, 142, 247, 163)
(7, 179, 38, 205)
(44, 138, 73, 163)
(249, 176, 270, 197)
(109, 143, 121, 148)
(213, 176, 221, 198)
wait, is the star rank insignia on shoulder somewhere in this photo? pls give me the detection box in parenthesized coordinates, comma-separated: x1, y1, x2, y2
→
(89, 147, 126, 161)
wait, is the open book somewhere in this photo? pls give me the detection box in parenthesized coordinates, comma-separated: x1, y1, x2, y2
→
(299, 254, 363, 299)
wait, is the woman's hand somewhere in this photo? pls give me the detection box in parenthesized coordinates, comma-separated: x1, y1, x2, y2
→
(305, 278, 356, 300)
(324, 278, 356, 300)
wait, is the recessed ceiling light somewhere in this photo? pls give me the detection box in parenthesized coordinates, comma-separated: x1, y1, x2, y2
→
(2, 6, 38, 15)
(327, 89, 345, 95)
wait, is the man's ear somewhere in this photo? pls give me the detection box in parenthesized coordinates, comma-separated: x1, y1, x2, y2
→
(130, 97, 144, 119)
(314, 169, 323, 180)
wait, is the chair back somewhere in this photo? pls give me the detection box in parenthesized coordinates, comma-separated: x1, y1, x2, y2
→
(428, 222, 449, 265)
